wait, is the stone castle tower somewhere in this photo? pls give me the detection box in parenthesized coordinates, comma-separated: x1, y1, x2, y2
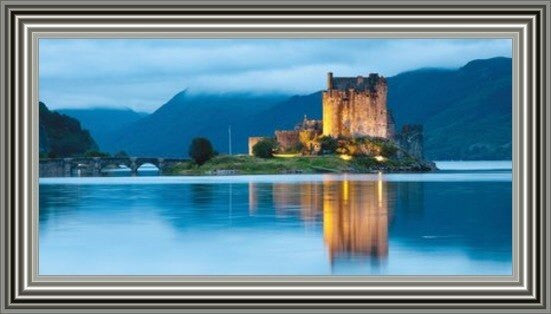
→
(322, 72, 395, 139)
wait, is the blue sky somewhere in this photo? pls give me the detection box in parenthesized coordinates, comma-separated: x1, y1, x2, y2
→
(39, 39, 512, 113)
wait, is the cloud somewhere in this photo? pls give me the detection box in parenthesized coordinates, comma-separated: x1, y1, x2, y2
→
(39, 39, 512, 112)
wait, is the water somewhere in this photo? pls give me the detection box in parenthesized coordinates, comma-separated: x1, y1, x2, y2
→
(435, 160, 512, 171)
(39, 161, 512, 275)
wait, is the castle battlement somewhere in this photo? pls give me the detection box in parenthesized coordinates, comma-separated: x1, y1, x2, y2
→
(327, 72, 385, 92)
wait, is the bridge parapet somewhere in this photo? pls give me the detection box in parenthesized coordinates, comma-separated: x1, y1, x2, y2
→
(39, 157, 188, 177)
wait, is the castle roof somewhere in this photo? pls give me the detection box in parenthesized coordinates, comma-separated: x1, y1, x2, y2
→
(327, 73, 385, 92)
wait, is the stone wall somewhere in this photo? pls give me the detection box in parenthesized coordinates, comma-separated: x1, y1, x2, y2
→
(322, 73, 395, 139)
(275, 130, 301, 153)
(39, 159, 68, 177)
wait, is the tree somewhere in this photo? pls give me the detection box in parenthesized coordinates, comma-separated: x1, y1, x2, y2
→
(189, 137, 215, 165)
(84, 150, 110, 158)
(114, 150, 129, 158)
(380, 142, 398, 158)
(319, 136, 338, 154)
(252, 139, 276, 158)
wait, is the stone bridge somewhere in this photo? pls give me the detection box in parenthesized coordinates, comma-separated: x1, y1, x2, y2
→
(39, 157, 187, 177)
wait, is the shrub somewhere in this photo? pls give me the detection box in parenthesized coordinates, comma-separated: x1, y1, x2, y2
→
(287, 142, 304, 154)
(380, 142, 398, 158)
(319, 136, 338, 154)
(189, 137, 215, 165)
(84, 150, 110, 158)
(114, 150, 129, 157)
(252, 139, 276, 158)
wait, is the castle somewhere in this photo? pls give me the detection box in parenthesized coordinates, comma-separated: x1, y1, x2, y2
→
(323, 72, 395, 139)
(248, 72, 423, 159)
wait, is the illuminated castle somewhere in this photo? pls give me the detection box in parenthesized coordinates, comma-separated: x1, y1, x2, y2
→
(248, 72, 423, 159)
(323, 72, 395, 139)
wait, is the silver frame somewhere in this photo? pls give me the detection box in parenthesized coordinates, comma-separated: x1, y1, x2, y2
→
(0, 0, 549, 312)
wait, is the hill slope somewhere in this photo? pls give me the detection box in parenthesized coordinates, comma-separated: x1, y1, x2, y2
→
(387, 56, 512, 160)
(101, 92, 288, 157)
(58, 107, 147, 151)
(39, 102, 98, 157)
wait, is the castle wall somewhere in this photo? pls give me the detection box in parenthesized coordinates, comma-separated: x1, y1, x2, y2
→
(322, 75, 394, 139)
(275, 130, 301, 153)
(275, 121, 322, 155)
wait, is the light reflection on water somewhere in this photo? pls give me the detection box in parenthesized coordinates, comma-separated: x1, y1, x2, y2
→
(39, 172, 512, 275)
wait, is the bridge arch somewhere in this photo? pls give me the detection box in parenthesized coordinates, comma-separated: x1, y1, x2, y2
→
(136, 162, 160, 174)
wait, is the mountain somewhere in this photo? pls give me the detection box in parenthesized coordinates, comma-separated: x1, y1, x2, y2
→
(85, 57, 511, 160)
(387, 56, 512, 160)
(58, 107, 147, 151)
(101, 92, 289, 157)
(39, 102, 98, 157)
(231, 91, 322, 141)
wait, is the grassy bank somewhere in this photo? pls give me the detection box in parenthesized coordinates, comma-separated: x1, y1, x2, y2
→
(165, 154, 435, 176)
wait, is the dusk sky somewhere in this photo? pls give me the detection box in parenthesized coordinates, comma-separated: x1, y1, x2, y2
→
(39, 39, 512, 113)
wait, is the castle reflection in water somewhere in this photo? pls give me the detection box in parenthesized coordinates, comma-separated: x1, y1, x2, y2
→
(247, 175, 422, 264)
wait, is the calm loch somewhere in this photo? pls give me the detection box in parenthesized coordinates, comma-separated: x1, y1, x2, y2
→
(39, 162, 512, 275)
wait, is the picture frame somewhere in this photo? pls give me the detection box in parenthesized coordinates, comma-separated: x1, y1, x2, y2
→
(0, 0, 549, 312)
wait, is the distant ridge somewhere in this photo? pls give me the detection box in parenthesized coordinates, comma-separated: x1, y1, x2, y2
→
(58, 107, 148, 151)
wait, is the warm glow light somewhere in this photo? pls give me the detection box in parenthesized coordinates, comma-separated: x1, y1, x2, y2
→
(377, 172, 383, 206)
(374, 155, 386, 162)
(342, 180, 349, 202)
(339, 154, 352, 161)
(273, 153, 300, 158)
